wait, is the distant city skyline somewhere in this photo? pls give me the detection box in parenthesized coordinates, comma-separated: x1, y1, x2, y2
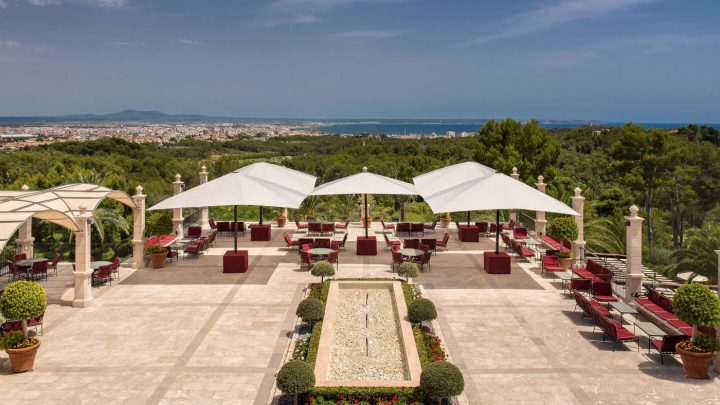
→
(1, 0, 719, 122)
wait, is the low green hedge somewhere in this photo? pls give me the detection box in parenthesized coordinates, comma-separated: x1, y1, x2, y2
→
(305, 321, 323, 366)
(307, 387, 421, 405)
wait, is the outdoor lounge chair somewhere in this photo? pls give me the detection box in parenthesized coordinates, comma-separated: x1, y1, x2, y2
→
(335, 220, 350, 232)
(7, 260, 24, 281)
(423, 220, 437, 233)
(649, 334, 685, 364)
(592, 307, 638, 351)
(513, 227, 528, 239)
(284, 233, 299, 249)
(502, 219, 515, 231)
(591, 281, 618, 302)
(381, 219, 395, 232)
(541, 255, 564, 277)
(111, 256, 121, 278)
(511, 240, 535, 261)
(572, 289, 612, 319)
(186, 226, 202, 239)
(209, 217, 217, 230)
(391, 250, 404, 272)
(383, 232, 401, 249)
(333, 233, 348, 250)
(295, 219, 308, 231)
(435, 233, 449, 250)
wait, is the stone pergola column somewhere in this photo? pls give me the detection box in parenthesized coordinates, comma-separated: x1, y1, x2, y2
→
(199, 166, 209, 228)
(510, 167, 519, 223)
(571, 187, 586, 260)
(16, 185, 34, 257)
(72, 205, 93, 308)
(172, 174, 184, 237)
(534, 176, 547, 235)
(625, 205, 644, 301)
(132, 185, 146, 269)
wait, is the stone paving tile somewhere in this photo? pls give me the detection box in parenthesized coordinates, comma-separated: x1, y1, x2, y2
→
(470, 373, 578, 404)
(159, 371, 264, 404)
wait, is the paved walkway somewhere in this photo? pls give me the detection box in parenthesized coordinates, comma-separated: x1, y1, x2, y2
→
(0, 223, 718, 404)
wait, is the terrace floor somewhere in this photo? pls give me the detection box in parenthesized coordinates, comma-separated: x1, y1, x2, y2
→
(0, 223, 718, 404)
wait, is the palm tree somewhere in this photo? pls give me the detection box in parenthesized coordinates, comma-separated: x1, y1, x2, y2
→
(92, 207, 130, 242)
(585, 217, 626, 254)
(664, 224, 720, 284)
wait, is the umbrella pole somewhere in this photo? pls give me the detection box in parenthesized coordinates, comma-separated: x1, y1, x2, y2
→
(259, 206, 263, 225)
(495, 209, 500, 254)
(467, 211, 470, 225)
(233, 205, 238, 253)
(364, 193, 369, 238)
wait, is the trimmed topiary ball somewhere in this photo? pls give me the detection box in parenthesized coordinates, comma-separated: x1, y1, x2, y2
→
(310, 261, 335, 282)
(547, 216, 578, 242)
(420, 361, 465, 399)
(408, 297, 437, 323)
(276, 360, 315, 396)
(672, 283, 720, 333)
(398, 262, 420, 281)
(296, 297, 325, 323)
(0, 281, 46, 338)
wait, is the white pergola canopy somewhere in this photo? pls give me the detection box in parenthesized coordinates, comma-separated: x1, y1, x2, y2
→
(422, 172, 578, 216)
(149, 162, 317, 210)
(309, 167, 417, 196)
(0, 183, 137, 252)
(413, 161, 496, 197)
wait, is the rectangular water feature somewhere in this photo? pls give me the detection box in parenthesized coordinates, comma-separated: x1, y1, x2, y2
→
(314, 281, 422, 387)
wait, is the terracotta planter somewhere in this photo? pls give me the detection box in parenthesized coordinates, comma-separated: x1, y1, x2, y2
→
(363, 217, 372, 227)
(676, 343, 714, 379)
(150, 253, 166, 268)
(6, 340, 40, 373)
(559, 257, 572, 270)
(440, 219, 450, 228)
(277, 216, 287, 228)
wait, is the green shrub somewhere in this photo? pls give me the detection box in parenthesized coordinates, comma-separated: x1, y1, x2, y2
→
(694, 333, 720, 353)
(305, 321, 323, 365)
(2, 331, 25, 349)
(420, 361, 465, 399)
(276, 360, 315, 396)
(308, 387, 420, 404)
(292, 336, 311, 361)
(547, 216, 578, 242)
(408, 298, 437, 324)
(145, 211, 173, 236)
(144, 244, 165, 255)
(398, 262, 419, 281)
(0, 281, 46, 338)
(311, 261, 335, 283)
(672, 284, 720, 337)
(297, 298, 325, 324)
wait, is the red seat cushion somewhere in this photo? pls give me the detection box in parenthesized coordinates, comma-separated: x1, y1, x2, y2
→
(573, 269, 594, 279)
(593, 294, 618, 302)
(667, 318, 690, 329)
(634, 298, 652, 306)
(678, 327, 692, 336)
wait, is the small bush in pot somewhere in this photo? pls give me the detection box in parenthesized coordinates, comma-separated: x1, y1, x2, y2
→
(672, 283, 720, 378)
(296, 298, 325, 324)
(398, 262, 420, 281)
(408, 298, 437, 324)
(311, 261, 335, 283)
(276, 360, 315, 405)
(420, 361, 464, 404)
(0, 281, 46, 372)
(144, 244, 167, 268)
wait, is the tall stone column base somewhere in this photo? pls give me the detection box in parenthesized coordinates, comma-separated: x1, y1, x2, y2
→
(624, 274, 643, 302)
(72, 270, 94, 308)
(132, 239, 144, 269)
(573, 241, 586, 260)
(535, 219, 547, 235)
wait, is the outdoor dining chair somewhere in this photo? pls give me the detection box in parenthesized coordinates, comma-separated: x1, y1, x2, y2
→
(404, 239, 419, 249)
(333, 233, 348, 250)
(48, 252, 61, 276)
(30, 261, 49, 282)
(13, 254, 26, 262)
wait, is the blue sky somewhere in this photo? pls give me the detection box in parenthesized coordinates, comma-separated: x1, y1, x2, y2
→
(0, 0, 719, 122)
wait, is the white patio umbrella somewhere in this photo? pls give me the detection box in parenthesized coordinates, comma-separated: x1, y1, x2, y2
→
(149, 162, 316, 251)
(309, 167, 417, 237)
(422, 172, 578, 253)
(413, 161, 496, 224)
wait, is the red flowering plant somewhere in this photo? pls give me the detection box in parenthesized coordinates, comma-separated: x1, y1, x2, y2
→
(421, 329, 447, 363)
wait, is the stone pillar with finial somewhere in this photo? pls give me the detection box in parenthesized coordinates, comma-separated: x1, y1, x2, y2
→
(625, 205, 644, 301)
(199, 166, 209, 228)
(509, 167, 519, 224)
(132, 185, 146, 269)
(72, 204, 94, 308)
(16, 184, 34, 258)
(172, 174, 184, 237)
(534, 176, 547, 235)
(571, 187, 586, 260)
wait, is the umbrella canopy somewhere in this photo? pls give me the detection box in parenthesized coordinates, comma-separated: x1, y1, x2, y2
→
(413, 161, 496, 197)
(309, 167, 417, 197)
(423, 172, 578, 216)
(309, 167, 417, 237)
(149, 162, 317, 211)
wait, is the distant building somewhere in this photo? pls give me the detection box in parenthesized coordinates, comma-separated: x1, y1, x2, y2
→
(592, 130, 602, 136)
(0, 134, 35, 142)
(447, 131, 456, 137)
(460, 131, 472, 138)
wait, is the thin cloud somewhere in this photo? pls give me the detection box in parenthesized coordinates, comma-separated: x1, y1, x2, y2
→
(333, 30, 403, 39)
(0, 39, 20, 48)
(3, 0, 127, 7)
(108, 40, 146, 46)
(535, 33, 720, 69)
(469, 0, 659, 44)
(264, 0, 402, 26)
(177, 38, 204, 46)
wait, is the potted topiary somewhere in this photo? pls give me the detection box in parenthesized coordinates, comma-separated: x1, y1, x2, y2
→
(672, 283, 720, 378)
(145, 244, 167, 268)
(277, 208, 288, 228)
(440, 213, 451, 228)
(0, 281, 47, 373)
(398, 262, 420, 281)
(276, 360, 315, 405)
(310, 261, 335, 282)
(420, 361, 465, 404)
(408, 297, 438, 324)
(546, 216, 578, 269)
(296, 298, 325, 325)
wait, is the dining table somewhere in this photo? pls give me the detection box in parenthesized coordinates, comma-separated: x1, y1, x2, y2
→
(90, 261, 113, 271)
(307, 248, 334, 259)
(14, 257, 49, 277)
(400, 248, 424, 261)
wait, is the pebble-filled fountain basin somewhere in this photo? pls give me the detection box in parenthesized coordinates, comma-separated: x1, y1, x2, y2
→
(314, 281, 422, 387)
